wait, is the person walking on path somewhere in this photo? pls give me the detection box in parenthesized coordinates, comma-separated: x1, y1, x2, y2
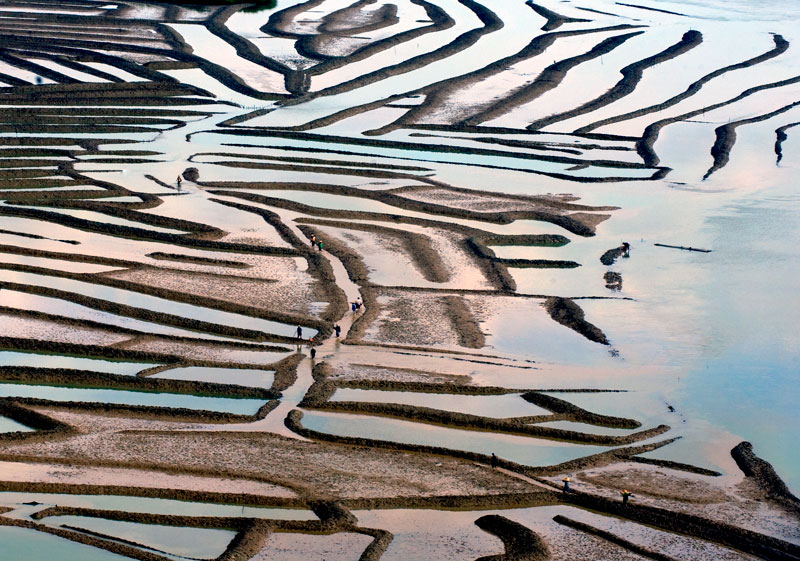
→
(295, 326, 302, 339)
(621, 489, 633, 504)
(334, 324, 341, 337)
(318, 240, 324, 251)
(490, 453, 499, 469)
(310, 347, 316, 360)
(562, 476, 571, 493)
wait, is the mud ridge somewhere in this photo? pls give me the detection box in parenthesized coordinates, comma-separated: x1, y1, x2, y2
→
(731, 441, 800, 512)
(554, 515, 678, 561)
(475, 514, 551, 561)
(528, 30, 703, 131)
(543, 297, 609, 345)
(638, 72, 800, 167)
(704, 99, 800, 179)
(560, 490, 800, 561)
(578, 34, 789, 133)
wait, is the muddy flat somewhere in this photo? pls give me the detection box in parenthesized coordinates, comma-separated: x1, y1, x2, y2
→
(0, 0, 798, 560)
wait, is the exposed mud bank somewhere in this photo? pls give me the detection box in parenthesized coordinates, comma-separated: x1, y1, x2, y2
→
(581, 34, 788, 134)
(543, 297, 609, 345)
(0, 366, 277, 400)
(731, 441, 800, 512)
(206, 181, 603, 237)
(0, 398, 72, 440)
(553, 515, 677, 561)
(475, 514, 551, 561)
(560, 490, 800, 561)
(286, 409, 674, 475)
(527, 30, 703, 131)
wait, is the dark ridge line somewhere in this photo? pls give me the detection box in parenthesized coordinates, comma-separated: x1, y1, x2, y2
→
(575, 6, 630, 18)
(475, 515, 551, 561)
(578, 34, 789, 134)
(0, 279, 273, 343)
(527, 29, 703, 131)
(2, 43, 177, 84)
(704, 99, 800, 179)
(0, 261, 326, 338)
(203, 4, 299, 95)
(302, 396, 662, 445)
(775, 121, 800, 163)
(616, 2, 688, 17)
(0, 49, 79, 84)
(559, 491, 800, 561)
(0, 228, 78, 244)
(0, 204, 299, 256)
(554, 515, 679, 561)
(543, 297, 609, 345)
(204, 136, 650, 170)
(260, 0, 327, 43)
(285, 408, 677, 477)
(192, 151, 431, 172)
(0, 516, 177, 561)
(365, 24, 645, 135)
(353, 285, 632, 302)
(0, 365, 277, 401)
(209, 129, 665, 184)
(207, 6, 285, 69)
(0, 305, 292, 354)
(0, 71, 30, 86)
(60, 524, 180, 560)
(24, 53, 124, 83)
(316, 0, 399, 36)
(460, 30, 643, 127)
(403, 122, 642, 141)
(732, 441, 800, 511)
(629, 456, 721, 477)
(638, 72, 800, 167)
(299, 0, 400, 66)
(0, 33, 284, 102)
(527, 0, 591, 31)
(410, 133, 633, 153)
(278, 0, 504, 107)
(522, 391, 639, 428)
(201, 148, 433, 172)
(261, 0, 454, 90)
(211, 187, 599, 237)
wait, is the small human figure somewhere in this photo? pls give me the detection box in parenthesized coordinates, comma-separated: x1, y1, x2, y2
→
(621, 242, 630, 257)
(490, 453, 499, 469)
(310, 347, 316, 359)
(311, 234, 316, 244)
(334, 324, 341, 337)
(621, 489, 632, 504)
(356, 296, 362, 307)
(318, 240, 324, 251)
(351, 302, 357, 313)
(562, 476, 571, 493)
(177, 175, 182, 185)
(296, 326, 303, 339)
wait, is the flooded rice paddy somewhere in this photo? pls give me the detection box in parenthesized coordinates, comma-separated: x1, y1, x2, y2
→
(0, 0, 798, 559)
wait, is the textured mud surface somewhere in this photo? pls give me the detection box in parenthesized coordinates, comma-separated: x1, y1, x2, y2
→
(0, 0, 797, 560)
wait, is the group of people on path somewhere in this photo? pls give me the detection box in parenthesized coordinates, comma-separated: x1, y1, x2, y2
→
(293, 322, 345, 360)
(351, 297, 363, 312)
(309, 234, 324, 251)
(560, 475, 633, 504)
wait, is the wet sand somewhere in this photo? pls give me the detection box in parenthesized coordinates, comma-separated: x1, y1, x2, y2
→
(0, 0, 798, 559)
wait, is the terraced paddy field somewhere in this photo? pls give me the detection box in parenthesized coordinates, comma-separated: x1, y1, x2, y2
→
(0, 0, 798, 559)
